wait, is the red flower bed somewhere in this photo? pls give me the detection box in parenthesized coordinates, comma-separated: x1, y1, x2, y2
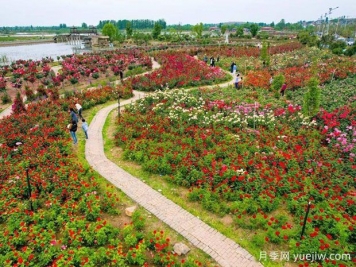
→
(244, 56, 356, 90)
(128, 51, 228, 91)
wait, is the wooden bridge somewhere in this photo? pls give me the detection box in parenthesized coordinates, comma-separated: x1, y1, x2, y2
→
(69, 26, 98, 35)
(54, 26, 98, 45)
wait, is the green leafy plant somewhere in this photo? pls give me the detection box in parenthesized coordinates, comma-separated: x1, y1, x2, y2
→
(1, 91, 11, 104)
(302, 77, 321, 117)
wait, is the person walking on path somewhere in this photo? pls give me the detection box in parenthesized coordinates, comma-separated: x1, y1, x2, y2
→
(75, 102, 83, 119)
(234, 74, 240, 89)
(68, 120, 78, 144)
(210, 56, 215, 67)
(269, 74, 274, 85)
(203, 54, 208, 64)
(280, 82, 287, 96)
(230, 62, 235, 73)
(81, 119, 89, 139)
(238, 77, 243, 89)
(69, 108, 78, 123)
(231, 62, 237, 75)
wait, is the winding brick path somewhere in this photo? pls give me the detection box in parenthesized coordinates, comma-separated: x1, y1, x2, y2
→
(85, 61, 263, 266)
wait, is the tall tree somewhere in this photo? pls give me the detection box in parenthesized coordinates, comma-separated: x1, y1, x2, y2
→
(102, 23, 117, 41)
(220, 25, 228, 35)
(81, 22, 88, 29)
(192, 23, 203, 38)
(126, 21, 133, 38)
(235, 26, 244, 37)
(249, 24, 259, 37)
(152, 22, 162, 39)
(276, 19, 286, 30)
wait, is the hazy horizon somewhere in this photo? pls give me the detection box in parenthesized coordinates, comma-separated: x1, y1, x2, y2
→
(1, 0, 355, 27)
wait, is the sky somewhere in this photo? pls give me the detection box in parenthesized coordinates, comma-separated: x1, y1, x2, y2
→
(1, 0, 355, 27)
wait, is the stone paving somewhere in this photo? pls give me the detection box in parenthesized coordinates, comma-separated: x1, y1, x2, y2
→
(85, 90, 263, 266)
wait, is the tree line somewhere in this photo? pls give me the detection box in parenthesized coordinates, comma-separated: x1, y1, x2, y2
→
(97, 19, 166, 30)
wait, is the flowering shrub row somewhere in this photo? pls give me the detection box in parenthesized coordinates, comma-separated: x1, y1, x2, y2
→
(128, 51, 229, 91)
(0, 49, 152, 91)
(190, 42, 303, 59)
(243, 56, 356, 90)
(115, 87, 355, 266)
(288, 76, 356, 112)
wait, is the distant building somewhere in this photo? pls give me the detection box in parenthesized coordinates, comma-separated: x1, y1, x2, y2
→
(209, 26, 219, 31)
(243, 28, 251, 35)
(260, 27, 276, 34)
(91, 36, 110, 47)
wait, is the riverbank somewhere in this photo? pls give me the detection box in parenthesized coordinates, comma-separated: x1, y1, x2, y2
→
(0, 39, 53, 47)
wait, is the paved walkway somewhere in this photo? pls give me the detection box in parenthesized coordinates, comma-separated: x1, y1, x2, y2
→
(0, 104, 12, 119)
(85, 62, 262, 267)
(0, 95, 28, 120)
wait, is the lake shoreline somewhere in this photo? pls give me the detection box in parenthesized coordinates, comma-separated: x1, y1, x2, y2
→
(0, 39, 54, 47)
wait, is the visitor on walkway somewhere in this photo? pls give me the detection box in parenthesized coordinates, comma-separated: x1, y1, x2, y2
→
(75, 102, 83, 119)
(119, 70, 123, 81)
(230, 62, 236, 73)
(234, 74, 240, 89)
(69, 108, 78, 123)
(68, 120, 78, 144)
(81, 119, 89, 140)
(269, 74, 274, 85)
(280, 82, 287, 96)
(203, 54, 208, 64)
(231, 62, 237, 75)
(238, 77, 243, 89)
(210, 56, 215, 67)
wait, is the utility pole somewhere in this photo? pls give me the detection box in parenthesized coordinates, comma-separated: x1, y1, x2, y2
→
(335, 17, 341, 36)
(321, 13, 327, 37)
(318, 15, 323, 33)
(326, 6, 339, 36)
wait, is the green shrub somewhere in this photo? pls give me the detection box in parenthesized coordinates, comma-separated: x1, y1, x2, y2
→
(92, 72, 100, 79)
(271, 74, 285, 98)
(251, 233, 266, 248)
(132, 210, 145, 230)
(302, 77, 321, 117)
(1, 91, 11, 104)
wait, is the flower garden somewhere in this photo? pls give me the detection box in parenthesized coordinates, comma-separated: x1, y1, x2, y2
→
(0, 48, 226, 266)
(0, 42, 355, 267)
(128, 51, 229, 91)
(113, 44, 355, 266)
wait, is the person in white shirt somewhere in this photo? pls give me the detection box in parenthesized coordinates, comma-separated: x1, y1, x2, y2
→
(75, 102, 83, 119)
(235, 74, 241, 89)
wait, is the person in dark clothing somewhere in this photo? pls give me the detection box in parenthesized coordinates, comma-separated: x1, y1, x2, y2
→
(280, 83, 287, 96)
(68, 120, 78, 144)
(234, 74, 240, 89)
(210, 57, 215, 67)
(69, 108, 78, 123)
(230, 62, 236, 73)
(203, 54, 208, 64)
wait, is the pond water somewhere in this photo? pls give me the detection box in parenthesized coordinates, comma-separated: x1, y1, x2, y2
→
(0, 43, 91, 62)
